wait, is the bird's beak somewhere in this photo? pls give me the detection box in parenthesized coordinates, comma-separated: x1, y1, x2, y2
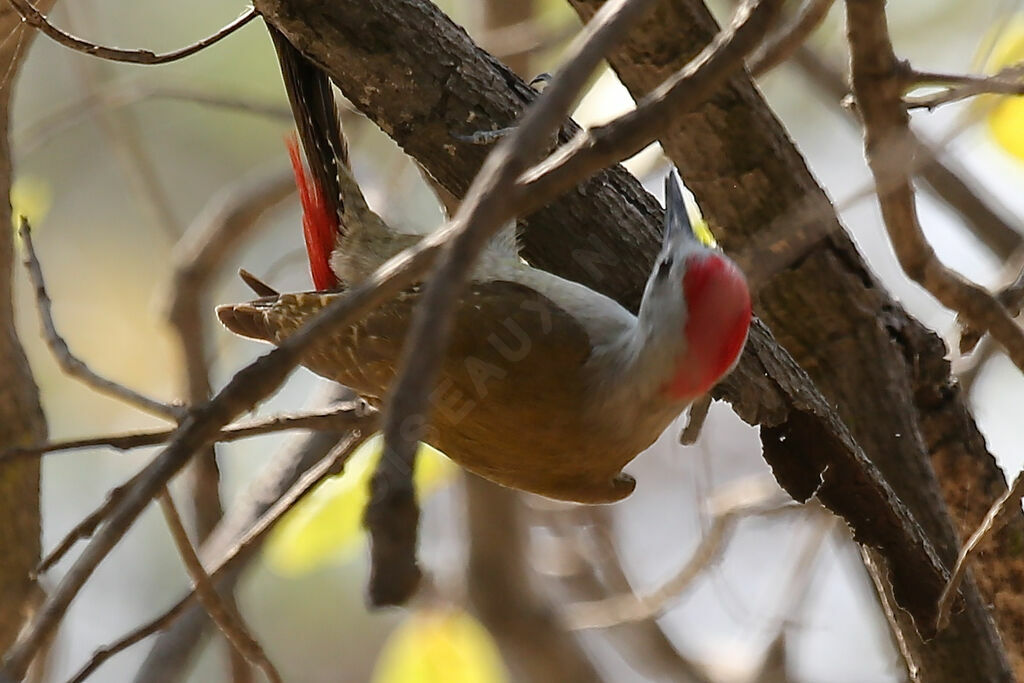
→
(663, 168, 696, 250)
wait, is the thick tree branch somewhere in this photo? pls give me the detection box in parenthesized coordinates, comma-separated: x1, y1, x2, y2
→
(0, 1, 49, 654)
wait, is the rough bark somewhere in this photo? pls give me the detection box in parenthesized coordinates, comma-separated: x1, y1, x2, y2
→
(0, 3, 49, 655)
(568, 0, 1015, 678)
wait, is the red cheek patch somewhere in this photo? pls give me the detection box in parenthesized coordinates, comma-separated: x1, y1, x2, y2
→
(664, 253, 751, 400)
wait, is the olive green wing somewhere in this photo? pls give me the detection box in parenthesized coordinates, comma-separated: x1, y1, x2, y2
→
(216, 280, 592, 409)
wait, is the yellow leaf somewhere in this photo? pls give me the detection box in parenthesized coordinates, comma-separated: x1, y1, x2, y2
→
(11, 175, 52, 230)
(980, 20, 1024, 161)
(988, 98, 1024, 160)
(372, 609, 507, 683)
(263, 435, 454, 576)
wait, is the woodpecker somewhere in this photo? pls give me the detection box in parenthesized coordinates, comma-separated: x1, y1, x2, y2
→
(218, 35, 752, 504)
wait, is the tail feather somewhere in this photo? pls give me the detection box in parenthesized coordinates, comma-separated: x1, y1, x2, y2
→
(271, 26, 343, 291)
(286, 137, 337, 291)
(216, 303, 275, 343)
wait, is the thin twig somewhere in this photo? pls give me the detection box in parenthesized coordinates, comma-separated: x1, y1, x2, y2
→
(9, 2, 257, 65)
(790, 46, 1024, 262)
(518, 0, 785, 207)
(367, 0, 664, 608)
(2, 401, 376, 462)
(156, 490, 282, 683)
(18, 218, 183, 421)
(904, 61, 1024, 110)
(35, 471, 143, 575)
(955, 333, 996, 395)
(564, 477, 799, 629)
(131, 388, 348, 680)
(846, 1, 1024, 374)
(937, 471, 1024, 630)
(959, 258, 1024, 353)
(748, 0, 835, 77)
(766, 512, 835, 629)
(68, 430, 369, 683)
(27, 401, 370, 580)
(545, 504, 715, 682)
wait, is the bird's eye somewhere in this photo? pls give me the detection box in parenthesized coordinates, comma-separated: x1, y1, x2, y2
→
(656, 257, 673, 279)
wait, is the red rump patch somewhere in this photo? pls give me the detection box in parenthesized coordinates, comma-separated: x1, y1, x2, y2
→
(664, 253, 751, 400)
(286, 136, 338, 291)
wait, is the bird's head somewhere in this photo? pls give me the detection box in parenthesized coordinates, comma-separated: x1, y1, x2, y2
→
(639, 170, 751, 402)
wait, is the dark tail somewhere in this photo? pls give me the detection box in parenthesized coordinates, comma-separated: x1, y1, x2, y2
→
(268, 25, 347, 225)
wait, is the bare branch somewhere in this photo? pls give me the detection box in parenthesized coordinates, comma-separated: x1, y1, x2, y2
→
(463, 475, 604, 682)
(156, 490, 281, 683)
(538, 503, 715, 682)
(565, 477, 800, 629)
(35, 471, 143, 575)
(748, 0, 835, 77)
(904, 61, 1024, 110)
(18, 218, 183, 421)
(846, 3, 1024, 375)
(166, 164, 296, 618)
(68, 429, 369, 683)
(959, 257, 1024, 353)
(790, 47, 1024, 263)
(60, 3, 182, 243)
(937, 471, 1024, 631)
(2, 401, 376, 462)
(518, 0, 785, 206)
(8, 2, 257, 65)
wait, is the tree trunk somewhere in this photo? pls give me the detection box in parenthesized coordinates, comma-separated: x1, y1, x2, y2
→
(0, 3, 49, 656)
